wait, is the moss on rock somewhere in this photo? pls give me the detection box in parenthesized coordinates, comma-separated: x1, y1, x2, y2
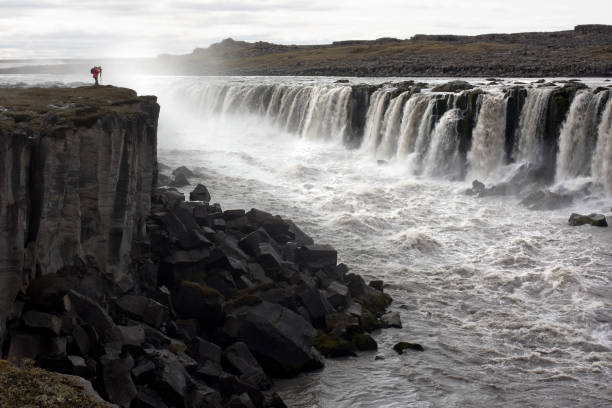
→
(0, 359, 110, 408)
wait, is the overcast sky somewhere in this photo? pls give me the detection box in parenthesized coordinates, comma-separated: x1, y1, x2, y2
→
(1, 0, 610, 59)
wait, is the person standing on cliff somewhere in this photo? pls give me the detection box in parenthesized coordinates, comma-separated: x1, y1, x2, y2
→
(91, 66, 102, 86)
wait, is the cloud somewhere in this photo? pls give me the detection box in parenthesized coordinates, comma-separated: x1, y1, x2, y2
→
(0, 0, 610, 58)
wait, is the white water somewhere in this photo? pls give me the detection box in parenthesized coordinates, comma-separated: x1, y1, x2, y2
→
(467, 94, 508, 182)
(2, 74, 612, 408)
(362, 89, 392, 152)
(515, 88, 553, 165)
(556, 91, 608, 181)
(422, 108, 463, 178)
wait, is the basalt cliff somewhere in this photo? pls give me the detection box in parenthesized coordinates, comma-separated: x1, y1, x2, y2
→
(0, 86, 395, 407)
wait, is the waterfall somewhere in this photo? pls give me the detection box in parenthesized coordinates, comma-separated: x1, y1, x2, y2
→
(377, 91, 411, 158)
(514, 88, 553, 165)
(396, 94, 431, 157)
(422, 109, 463, 178)
(413, 96, 443, 166)
(466, 94, 508, 181)
(301, 86, 351, 141)
(591, 94, 612, 193)
(555, 91, 607, 181)
(361, 89, 392, 152)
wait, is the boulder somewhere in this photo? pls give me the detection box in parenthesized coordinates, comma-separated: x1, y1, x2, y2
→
(172, 166, 195, 178)
(144, 348, 193, 406)
(118, 325, 146, 347)
(68, 290, 122, 350)
(381, 312, 402, 328)
(190, 184, 211, 202)
(228, 301, 322, 377)
(325, 281, 350, 309)
(116, 295, 169, 329)
(170, 173, 190, 188)
(520, 189, 573, 210)
(22, 310, 62, 336)
(298, 288, 335, 326)
(7, 332, 41, 363)
(174, 281, 225, 327)
(568, 213, 608, 227)
(393, 342, 424, 354)
(295, 245, 338, 271)
(223, 342, 271, 390)
(152, 188, 185, 209)
(313, 330, 354, 357)
(368, 280, 384, 291)
(190, 337, 223, 366)
(352, 333, 377, 351)
(157, 173, 173, 187)
(100, 353, 138, 407)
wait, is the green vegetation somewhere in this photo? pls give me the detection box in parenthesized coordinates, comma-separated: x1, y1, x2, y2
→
(0, 360, 110, 408)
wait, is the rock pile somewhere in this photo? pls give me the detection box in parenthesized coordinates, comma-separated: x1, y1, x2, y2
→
(3, 169, 394, 408)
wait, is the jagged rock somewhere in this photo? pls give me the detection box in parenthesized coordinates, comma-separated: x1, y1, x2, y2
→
(7, 331, 41, 363)
(172, 166, 195, 178)
(223, 342, 271, 390)
(132, 361, 156, 379)
(170, 173, 190, 187)
(381, 312, 402, 328)
(134, 386, 169, 408)
(190, 184, 211, 202)
(157, 173, 173, 187)
(432, 80, 474, 92)
(174, 281, 225, 327)
(345, 273, 368, 298)
(285, 220, 314, 246)
(118, 325, 146, 347)
(100, 353, 138, 407)
(228, 301, 322, 377)
(325, 313, 360, 337)
(352, 333, 377, 351)
(368, 280, 384, 291)
(295, 245, 338, 271)
(470, 180, 485, 195)
(153, 188, 185, 209)
(314, 330, 354, 357)
(69, 290, 122, 350)
(298, 288, 335, 327)
(144, 348, 193, 406)
(520, 189, 573, 210)
(116, 295, 169, 329)
(190, 337, 223, 366)
(393, 342, 424, 353)
(325, 281, 350, 309)
(66, 355, 90, 378)
(22, 310, 62, 336)
(568, 213, 608, 227)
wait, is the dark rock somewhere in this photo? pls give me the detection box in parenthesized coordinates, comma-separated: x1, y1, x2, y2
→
(22, 310, 62, 336)
(568, 213, 608, 227)
(100, 353, 138, 407)
(228, 301, 322, 377)
(520, 189, 573, 210)
(335, 79, 349, 83)
(368, 280, 384, 291)
(352, 333, 377, 351)
(313, 330, 354, 357)
(393, 342, 425, 353)
(285, 220, 314, 246)
(174, 281, 225, 327)
(298, 288, 335, 327)
(345, 273, 368, 298)
(223, 342, 271, 390)
(239, 229, 274, 257)
(134, 386, 169, 408)
(118, 325, 146, 347)
(144, 348, 193, 406)
(190, 184, 211, 202)
(132, 360, 156, 379)
(381, 312, 402, 328)
(187, 385, 223, 408)
(325, 313, 360, 337)
(152, 188, 185, 209)
(325, 281, 350, 309)
(170, 173, 190, 187)
(295, 245, 338, 271)
(116, 295, 169, 329)
(69, 290, 122, 350)
(172, 166, 195, 178)
(7, 331, 41, 363)
(432, 80, 474, 92)
(195, 360, 224, 384)
(72, 325, 93, 355)
(67, 355, 91, 378)
(256, 243, 283, 274)
(157, 173, 173, 187)
(471, 180, 485, 195)
(190, 336, 223, 366)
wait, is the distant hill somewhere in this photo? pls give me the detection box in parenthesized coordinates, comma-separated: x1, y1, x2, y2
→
(158, 25, 612, 77)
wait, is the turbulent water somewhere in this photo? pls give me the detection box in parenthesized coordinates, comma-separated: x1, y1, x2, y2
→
(2, 74, 612, 407)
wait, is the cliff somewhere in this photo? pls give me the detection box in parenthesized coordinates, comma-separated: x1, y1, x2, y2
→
(0, 86, 159, 344)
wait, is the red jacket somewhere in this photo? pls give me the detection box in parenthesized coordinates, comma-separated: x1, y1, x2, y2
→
(92, 67, 99, 78)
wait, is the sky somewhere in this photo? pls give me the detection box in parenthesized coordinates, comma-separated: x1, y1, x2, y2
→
(1, 0, 611, 59)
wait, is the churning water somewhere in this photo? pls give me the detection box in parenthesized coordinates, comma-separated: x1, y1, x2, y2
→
(3, 74, 612, 407)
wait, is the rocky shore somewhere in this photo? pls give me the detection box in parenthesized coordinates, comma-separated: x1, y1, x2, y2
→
(0, 86, 396, 407)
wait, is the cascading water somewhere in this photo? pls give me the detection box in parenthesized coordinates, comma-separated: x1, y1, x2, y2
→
(377, 91, 411, 158)
(555, 90, 608, 181)
(361, 89, 393, 152)
(396, 93, 431, 158)
(514, 88, 553, 165)
(466, 93, 508, 182)
(422, 108, 463, 177)
(591, 95, 612, 193)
